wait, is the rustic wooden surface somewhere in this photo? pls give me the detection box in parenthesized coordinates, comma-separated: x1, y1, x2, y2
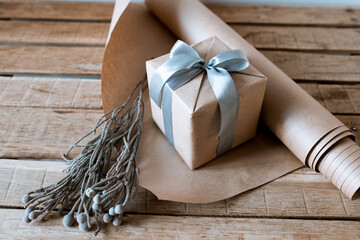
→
(0, 1, 359, 239)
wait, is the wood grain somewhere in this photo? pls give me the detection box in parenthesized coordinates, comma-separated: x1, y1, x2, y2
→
(0, 107, 102, 159)
(262, 50, 360, 82)
(0, 76, 102, 109)
(1, 1, 360, 27)
(1, 46, 360, 82)
(208, 4, 360, 26)
(318, 84, 356, 114)
(1, 159, 360, 220)
(345, 84, 360, 113)
(235, 26, 360, 52)
(2, 20, 360, 53)
(0, 1, 114, 21)
(0, 45, 103, 76)
(0, 20, 109, 46)
(1, 209, 360, 239)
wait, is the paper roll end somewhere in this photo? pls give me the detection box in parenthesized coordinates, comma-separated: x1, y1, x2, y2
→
(351, 187, 360, 200)
(318, 137, 360, 200)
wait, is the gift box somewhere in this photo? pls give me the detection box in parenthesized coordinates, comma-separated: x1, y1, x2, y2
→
(146, 36, 267, 169)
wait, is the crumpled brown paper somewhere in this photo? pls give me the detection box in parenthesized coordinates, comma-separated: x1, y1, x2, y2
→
(101, 0, 360, 203)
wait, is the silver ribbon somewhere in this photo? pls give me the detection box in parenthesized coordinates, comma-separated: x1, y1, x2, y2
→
(149, 40, 249, 156)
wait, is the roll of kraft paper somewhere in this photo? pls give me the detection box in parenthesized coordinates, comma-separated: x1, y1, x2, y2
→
(144, 0, 360, 199)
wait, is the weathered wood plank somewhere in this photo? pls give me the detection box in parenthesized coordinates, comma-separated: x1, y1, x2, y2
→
(262, 50, 360, 82)
(0, 76, 102, 109)
(0, 107, 358, 160)
(0, 20, 109, 46)
(1, 152, 360, 219)
(235, 26, 360, 52)
(0, 46, 103, 76)
(2, 76, 360, 115)
(1, 1, 360, 27)
(0, 107, 102, 159)
(2, 20, 360, 53)
(1, 46, 360, 82)
(318, 84, 356, 114)
(299, 83, 360, 114)
(1, 208, 360, 239)
(208, 4, 360, 26)
(345, 84, 360, 113)
(0, 1, 114, 21)
(1, 76, 360, 114)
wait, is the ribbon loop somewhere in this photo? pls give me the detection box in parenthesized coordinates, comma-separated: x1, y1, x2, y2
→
(149, 40, 249, 156)
(209, 49, 249, 71)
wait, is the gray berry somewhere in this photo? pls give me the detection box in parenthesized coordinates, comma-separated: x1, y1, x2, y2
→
(109, 207, 116, 216)
(85, 188, 95, 198)
(25, 206, 34, 214)
(78, 222, 89, 232)
(22, 194, 31, 204)
(93, 194, 102, 204)
(28, 211, 40, 220)
(115, 204, 124, 215)
(76, 213, 86, 224)
(103, 213, 112, 223)
(23, 214, 31, 223)
(63, 213, 75, 227)
(92, 202, 101, 211)
(112, 216, 122, 226)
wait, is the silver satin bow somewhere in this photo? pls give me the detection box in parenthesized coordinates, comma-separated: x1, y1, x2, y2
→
(149, 40, 249, 156)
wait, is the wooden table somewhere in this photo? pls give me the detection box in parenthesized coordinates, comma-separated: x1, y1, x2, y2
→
(0, 1, 360, 239)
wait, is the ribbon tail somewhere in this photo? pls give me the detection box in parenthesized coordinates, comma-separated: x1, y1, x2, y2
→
(161, 67, 204, 145)
(206, 67, 240, 156)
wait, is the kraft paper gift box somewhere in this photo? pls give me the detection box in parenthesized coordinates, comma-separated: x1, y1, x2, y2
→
(146, 36, 267, 169)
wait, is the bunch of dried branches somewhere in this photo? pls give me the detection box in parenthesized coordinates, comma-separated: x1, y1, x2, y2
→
(22, 77, 146, 236)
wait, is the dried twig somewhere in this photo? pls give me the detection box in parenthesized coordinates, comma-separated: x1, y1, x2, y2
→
(22, 76, 147, 236)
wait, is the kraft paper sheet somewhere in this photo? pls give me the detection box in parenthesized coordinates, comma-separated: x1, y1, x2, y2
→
(101, 0, 360, 203)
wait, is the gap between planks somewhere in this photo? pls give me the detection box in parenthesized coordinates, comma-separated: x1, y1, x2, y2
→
(1, 159, 360, 219)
